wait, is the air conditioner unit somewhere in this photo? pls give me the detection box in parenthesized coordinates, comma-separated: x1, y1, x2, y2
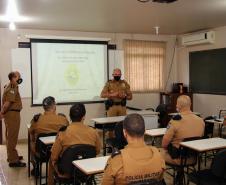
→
(181, 31, 215, 46)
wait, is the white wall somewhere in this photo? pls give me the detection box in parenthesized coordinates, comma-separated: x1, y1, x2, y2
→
(177, 26, 226, 117)
(0, 28, 176, 140)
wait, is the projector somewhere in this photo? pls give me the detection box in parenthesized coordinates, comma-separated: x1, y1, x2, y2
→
(152, 0, 177, 3)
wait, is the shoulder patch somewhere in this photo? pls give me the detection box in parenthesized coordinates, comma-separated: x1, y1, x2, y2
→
(111, 148, 121, 158)
(172, 114, 182, 120)
(59, 125, 68, 132)
(33, 113, 41, 122)
(58, 113, 66, 117)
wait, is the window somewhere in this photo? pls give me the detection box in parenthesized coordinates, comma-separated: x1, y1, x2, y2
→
(123, 39, 166, 92)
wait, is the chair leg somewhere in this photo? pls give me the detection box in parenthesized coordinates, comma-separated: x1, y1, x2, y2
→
(46, 161, 48, 185)
(35, 162, 39, 185)
(39, 162, 42, 185)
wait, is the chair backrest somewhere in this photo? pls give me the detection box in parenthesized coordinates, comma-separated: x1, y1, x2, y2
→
(211, 149, 226, 179)
(57, 144, 96, 176)
(219, 109, 226, 118)
(35, 132, 57, 157)
(204, 116, 215, 138)
(156, 104, 169, 128)
(126, 106, 142, 111)
(128, 179, 166, 185)
(114, 121, 128, 149)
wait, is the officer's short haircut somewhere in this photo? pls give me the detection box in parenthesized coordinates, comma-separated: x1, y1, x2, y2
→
(123, 113, 145, 137)
(70, 103, 86, 122)
(177, 95, 191, 109)
(8, 72, 16, 80)
(42, 96, 55, 111)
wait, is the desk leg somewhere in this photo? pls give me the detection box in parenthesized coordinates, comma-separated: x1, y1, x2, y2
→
(28, 129, 30, 177)
(103, 125, 106, 156)
(198, 153, 201, 171)
(151, 137, 156, 146)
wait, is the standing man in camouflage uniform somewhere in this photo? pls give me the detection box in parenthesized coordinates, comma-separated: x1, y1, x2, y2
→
(0, 71, 26, 167)
(101, 68, 132, 116)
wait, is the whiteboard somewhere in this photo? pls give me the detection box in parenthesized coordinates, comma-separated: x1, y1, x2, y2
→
(11, 48, 31, 98)
(11, 48, 124, 98)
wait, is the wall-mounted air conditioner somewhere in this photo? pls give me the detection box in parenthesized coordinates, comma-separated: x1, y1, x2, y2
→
(181, 31, 215, 46)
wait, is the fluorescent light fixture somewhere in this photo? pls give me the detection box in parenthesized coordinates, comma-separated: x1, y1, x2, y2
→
(0, 0, 30, 22)
(9, 22, 16, 30)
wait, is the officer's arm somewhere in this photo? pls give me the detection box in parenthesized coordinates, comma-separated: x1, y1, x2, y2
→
(162, 122, 175, 149)
(101, 159, 115, 185)
(101, 82, 119, 99)
(95, 131, 101, 155)
(50, 133, 63, 169)
(1, 101, 12, 115)
(125, 82, 132, 100)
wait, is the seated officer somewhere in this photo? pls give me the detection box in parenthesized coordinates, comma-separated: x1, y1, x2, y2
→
(29, 96, 69, 174)
(48, 103, 101, 185)
(102, 113, 165, 185)
(161, 95, 205, 165)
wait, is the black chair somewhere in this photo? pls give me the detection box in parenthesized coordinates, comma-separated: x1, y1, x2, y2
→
(202, 116, 215, 166)
(145, 107, 155, 111)
(156, 104, 169, 128)
(218, 109, 226, 118)
(126, 106, 142, 111)
(188, 149, 226, 185)
(54, 144, 96, 185)
(128, 179, 166, 185)
(204, 116, 215, 138)
(166, 137, 202, 185)
(34, 132, 57, 185)
(106, 121, 128, 151)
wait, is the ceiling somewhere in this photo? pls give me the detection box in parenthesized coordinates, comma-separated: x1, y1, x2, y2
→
(0, 0, 226, 34)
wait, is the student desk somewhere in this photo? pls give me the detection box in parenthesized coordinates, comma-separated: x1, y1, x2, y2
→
(91, 116, 125, 155)
(73, 156, 109, 175)
(180, 137, 226, 170)
(168, 112, 201, 117)
(205, 118, 224, 137)
(145, 128, 167, 145)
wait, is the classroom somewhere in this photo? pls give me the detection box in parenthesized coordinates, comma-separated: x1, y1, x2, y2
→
(0, 0, 226, 185)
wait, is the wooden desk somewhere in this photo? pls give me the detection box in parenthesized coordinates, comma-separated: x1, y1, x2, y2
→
(72, 156, 109, 175)
(145, 128, 166, 145)
(39, 136, 56, 145)
(180, 137, 226, 170)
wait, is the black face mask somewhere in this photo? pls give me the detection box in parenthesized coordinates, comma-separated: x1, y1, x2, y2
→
(114, 76, 121, 81)
(17, 78, 23, 84)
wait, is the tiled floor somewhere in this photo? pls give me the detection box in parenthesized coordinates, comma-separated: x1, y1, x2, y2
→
(0, 142, 201, 185)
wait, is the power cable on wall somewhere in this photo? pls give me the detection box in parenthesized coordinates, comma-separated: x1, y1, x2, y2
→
(164, 37, 177, 92)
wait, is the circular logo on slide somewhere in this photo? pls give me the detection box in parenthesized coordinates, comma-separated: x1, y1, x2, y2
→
(64, 64, 79, 86)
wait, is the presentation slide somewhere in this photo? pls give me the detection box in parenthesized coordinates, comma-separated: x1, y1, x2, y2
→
(31, 40, 108, 105)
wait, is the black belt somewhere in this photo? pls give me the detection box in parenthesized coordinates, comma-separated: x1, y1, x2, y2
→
(113, 102, 122, 105)
(8, 109, 21, 112)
